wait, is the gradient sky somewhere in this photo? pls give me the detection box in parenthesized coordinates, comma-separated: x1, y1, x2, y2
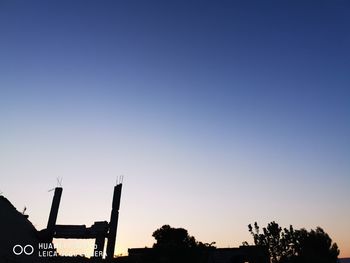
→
(1, 0, 349, 258)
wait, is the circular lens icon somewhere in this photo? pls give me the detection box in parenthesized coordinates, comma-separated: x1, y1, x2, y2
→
(24, 245, 34, 255)
(13, 245, 23, 255)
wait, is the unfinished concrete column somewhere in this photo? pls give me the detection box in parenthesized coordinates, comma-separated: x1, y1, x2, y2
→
(47, 187, 62, 242)
(106, 183, 122, 260)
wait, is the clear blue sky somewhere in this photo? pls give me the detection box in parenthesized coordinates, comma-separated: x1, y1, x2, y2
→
(1, 0, 349, 257)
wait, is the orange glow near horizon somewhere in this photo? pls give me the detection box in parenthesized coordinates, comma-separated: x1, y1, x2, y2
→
(52, 230, 350, 259)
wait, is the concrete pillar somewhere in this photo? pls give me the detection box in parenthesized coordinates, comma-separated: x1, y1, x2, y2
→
(106, 184, 122, 260)
(47, 187, 62, 242)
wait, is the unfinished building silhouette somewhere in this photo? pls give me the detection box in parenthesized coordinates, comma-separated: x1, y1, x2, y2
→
(39, 182, 123, 260)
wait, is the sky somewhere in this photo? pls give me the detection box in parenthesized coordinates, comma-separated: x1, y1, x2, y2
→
(0, 0, 349, 258)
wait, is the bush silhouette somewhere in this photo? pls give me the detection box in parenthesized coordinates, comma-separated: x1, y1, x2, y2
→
(245, 221, 339, 263)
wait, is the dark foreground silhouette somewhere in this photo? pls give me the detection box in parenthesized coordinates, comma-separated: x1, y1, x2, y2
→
(0, 194, 268, 263)
(0, 193, 342, 263)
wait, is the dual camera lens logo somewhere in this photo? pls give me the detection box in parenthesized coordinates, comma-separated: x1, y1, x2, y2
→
(13, 243, 59, 257)
(13, 244, 34, 256)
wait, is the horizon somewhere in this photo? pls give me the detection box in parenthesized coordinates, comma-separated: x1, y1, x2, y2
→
(1, 0, 349, 259)
(2, 179, 349, 258)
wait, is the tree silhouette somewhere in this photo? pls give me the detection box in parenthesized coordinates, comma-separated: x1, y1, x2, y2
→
(152, 225, 198, 249)
(148, 225, 215, 263)
(245, 221, 339, 263)
(295, 227, 339, 263)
